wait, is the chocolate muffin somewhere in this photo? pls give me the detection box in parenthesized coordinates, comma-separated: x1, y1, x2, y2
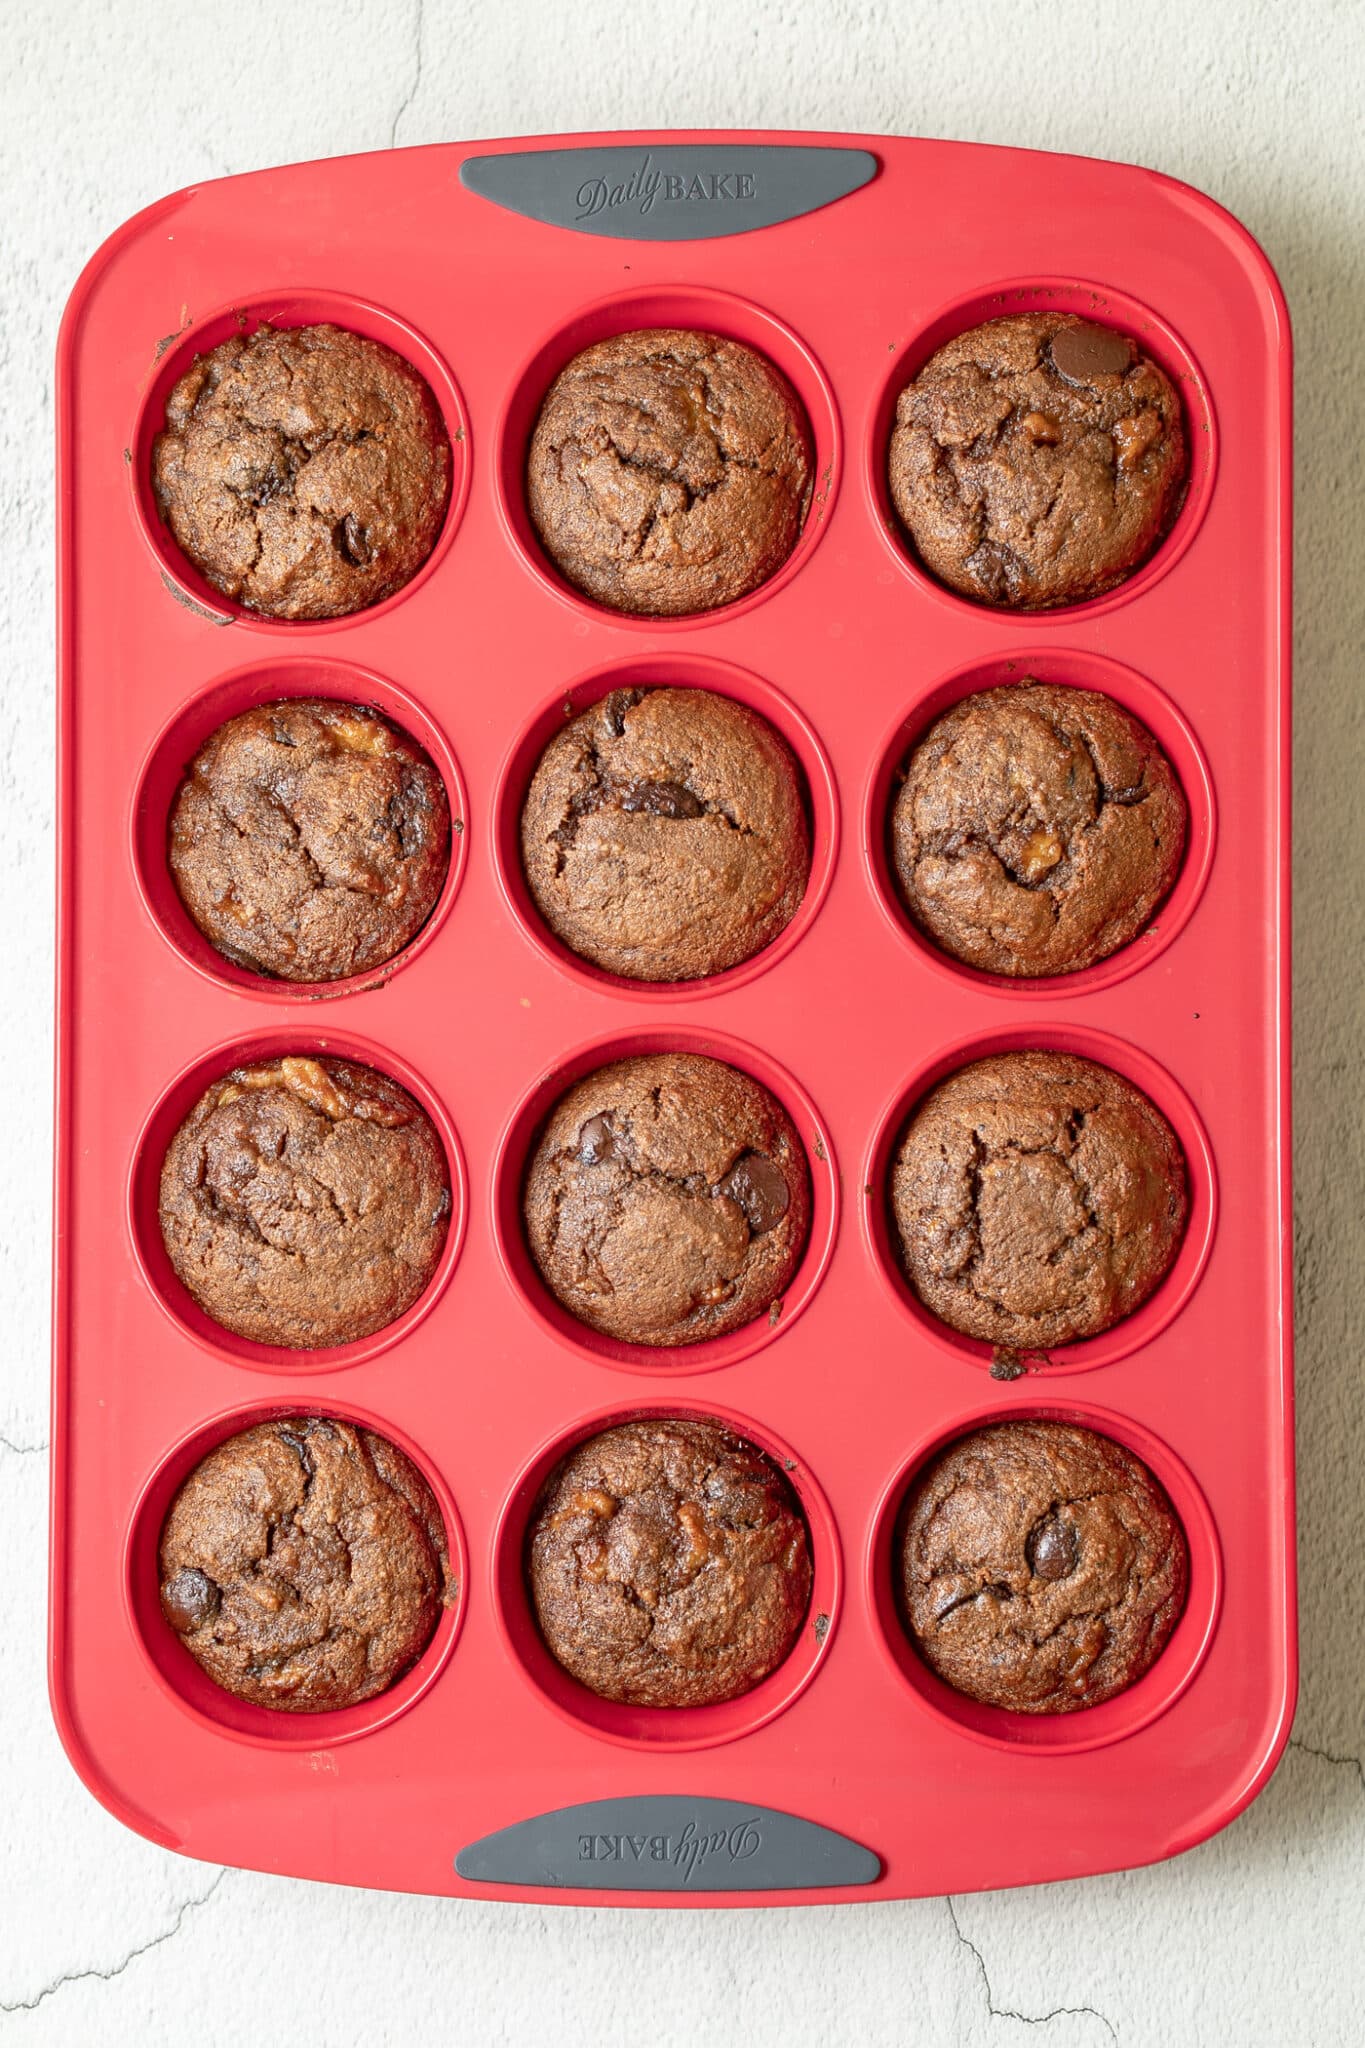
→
(159, 1416, 452, 1712)
(521, 687, 809, 982)
(528, 1417, 811, 1707)
(159, 1055, 450, 1348)
(891, 1052, 1186, 1349)
(892, 682, 1187, 977)
(522, 1053, 810, 1348)
(888, 312, 1187, 609)
(526, 328, 811, 616)
(899, 1420, 1188, 1713)
(152, 323, 450, 619)
(169, 698, 451, 983)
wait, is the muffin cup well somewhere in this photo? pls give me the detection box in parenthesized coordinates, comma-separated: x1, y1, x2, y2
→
(867, 277, 1218, 622)
(131, 660, 468, 1000)
(492, 1026, 839, 1375)
(492, 652, 838, 1002)
(494, 284, 840, 629)
(130, 289, 471, 631)
(492, 1398, 839, 1751)
(863, 1025, 1217, 1376)
(125, 1399, 466, 1748)
(127, 1030, 466, 1373)
(866, 1399, 1221, 1756)
(863, 649, 1216, 1000)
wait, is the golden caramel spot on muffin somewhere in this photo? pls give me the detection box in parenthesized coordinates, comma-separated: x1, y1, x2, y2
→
(1112, 411, 1163, 471)
(1018, 828, 1064, 880)
(676, 1500, 714, 1574)
(1022, 410, 1060, 444)
(280, 1056, 349, 1119)
(549, 1489, 617, 1528)
(330, 713, 394, 756)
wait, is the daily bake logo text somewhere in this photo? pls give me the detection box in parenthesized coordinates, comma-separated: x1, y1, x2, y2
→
(577, 1814, 764, 1882)
(573, 152, 757, 222)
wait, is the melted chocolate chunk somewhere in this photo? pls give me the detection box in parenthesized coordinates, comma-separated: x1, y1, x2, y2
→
(1048, 322, 1133, 385)
(160, 1565, 221, 1634)
(717, 1151, 790, 1235)
(1027, 1514, 1080, 1582)
(618, 779, 704, 820)
(578, 1113, 617, 1165)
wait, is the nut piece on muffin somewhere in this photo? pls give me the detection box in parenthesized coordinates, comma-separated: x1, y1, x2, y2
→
(521, 686, 809, 981)
(159, 1416, 452, 1712)
(159, 1055, 450, 1348)
(892, 682, 1187, 977)
(888, 312, 1187, 609)
(170, 697, 451, 983)
(900, 1420, 1188, 1713)
(527, 328, 811, 616)
(522, 1052, 810, 1348)
(891, 1051, 1187, 1349)
(153, 323, 450, 619)
(528, 1416, 812, 1707)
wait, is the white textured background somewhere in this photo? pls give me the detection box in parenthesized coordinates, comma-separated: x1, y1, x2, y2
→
(3, 3, 1362, 2042)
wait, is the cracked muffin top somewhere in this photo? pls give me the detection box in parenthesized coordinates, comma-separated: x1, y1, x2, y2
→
(891, 1051, 1187, 1350)
(526, 327, 812, 616)
(522, 1052, 811, 1348)
(169, 697, 451, 983)
(900, 1420, 1188, 1713)
(888, 312, 1187, 609)
(891, 682, 1187, 977)
(528, 1416, 811, 1707)
(159, 1055, 451, 1349)
(159, 1416, 452, 1712)
(520, 686, 809, 982)
(152, 323, 450, 620)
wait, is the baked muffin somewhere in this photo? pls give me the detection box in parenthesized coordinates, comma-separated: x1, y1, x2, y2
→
(892, 682, 1186, 977)
(899, 1420, 1188, 1713)
(521, 686, 809, 981)
(169, 698, 451, 983)
(891, 1051, 1186, 1349)
(528, 1416, 811, 1707)
(888, 312, 1187, 609)
(526, 328, 811, 616)
(159, 1055, 450, 1348)
(159, 1416, 452, 1712)
(153, 323, 450, 619)
(523, 1053, 810, 1347)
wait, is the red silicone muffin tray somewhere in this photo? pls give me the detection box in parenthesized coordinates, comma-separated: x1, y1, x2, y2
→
(52, 129, 1294, 1905)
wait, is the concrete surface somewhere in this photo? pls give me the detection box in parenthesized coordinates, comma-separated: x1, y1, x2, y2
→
(3, 2, 1362, 2041)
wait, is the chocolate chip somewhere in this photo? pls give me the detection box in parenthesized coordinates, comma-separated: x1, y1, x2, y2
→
(578, 1114, 617, 1165)
(601, 689, 640, 738)
(1027, 1514, 1080, 1581)
(619, 779, 704, 819)
(717, 1151, 790, 1235)
(334, 515, 374, 566)
(1048, 322, 1133, 385)
(160, 1566, 220, 1633)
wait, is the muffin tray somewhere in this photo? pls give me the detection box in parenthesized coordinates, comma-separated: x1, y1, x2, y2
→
(52, 130, 1293, 1904)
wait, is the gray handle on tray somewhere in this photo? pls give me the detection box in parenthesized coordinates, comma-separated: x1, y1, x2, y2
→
(459, 143, 877, 240)
(456, 1794, 880, 1891)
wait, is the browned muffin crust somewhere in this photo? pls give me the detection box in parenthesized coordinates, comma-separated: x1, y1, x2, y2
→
(153, 323, 450, 620)
(159, 1055, 450, 1348)
(888, 312, 1187, 609)
(523, 1053, 810, 1348)
(892, 682, 1187, 977)
(521, 687, 810, 981)
(528, 1417, 811, 1707)
(527, 328, 811, 616)
(159, 1416, 452, 1712)
(169, 697, 451, 983)
(891, 1052, 1187, 1349)
(900, 1420, 1188, 1713)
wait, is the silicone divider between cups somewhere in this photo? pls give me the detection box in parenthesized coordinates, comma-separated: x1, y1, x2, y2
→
(125, 1398, 467, 1748)
(491, 1396, 840, 1752)
(127, 1028, 466, 1374)
(492, 651, 839, 1002)
(492, 1025, 839, 1376)
(862, 1023, 1217, 1376)
(131, 659, 468, 1000)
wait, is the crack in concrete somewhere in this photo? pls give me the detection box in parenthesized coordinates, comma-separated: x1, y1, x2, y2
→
(0, 1431, 45, 1456)
(1289, 1734, 1365, 1794)
(0, 1871, 227, 2013)
(389, 0, 425, 149)
(945, 1897, 1118, 2039)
